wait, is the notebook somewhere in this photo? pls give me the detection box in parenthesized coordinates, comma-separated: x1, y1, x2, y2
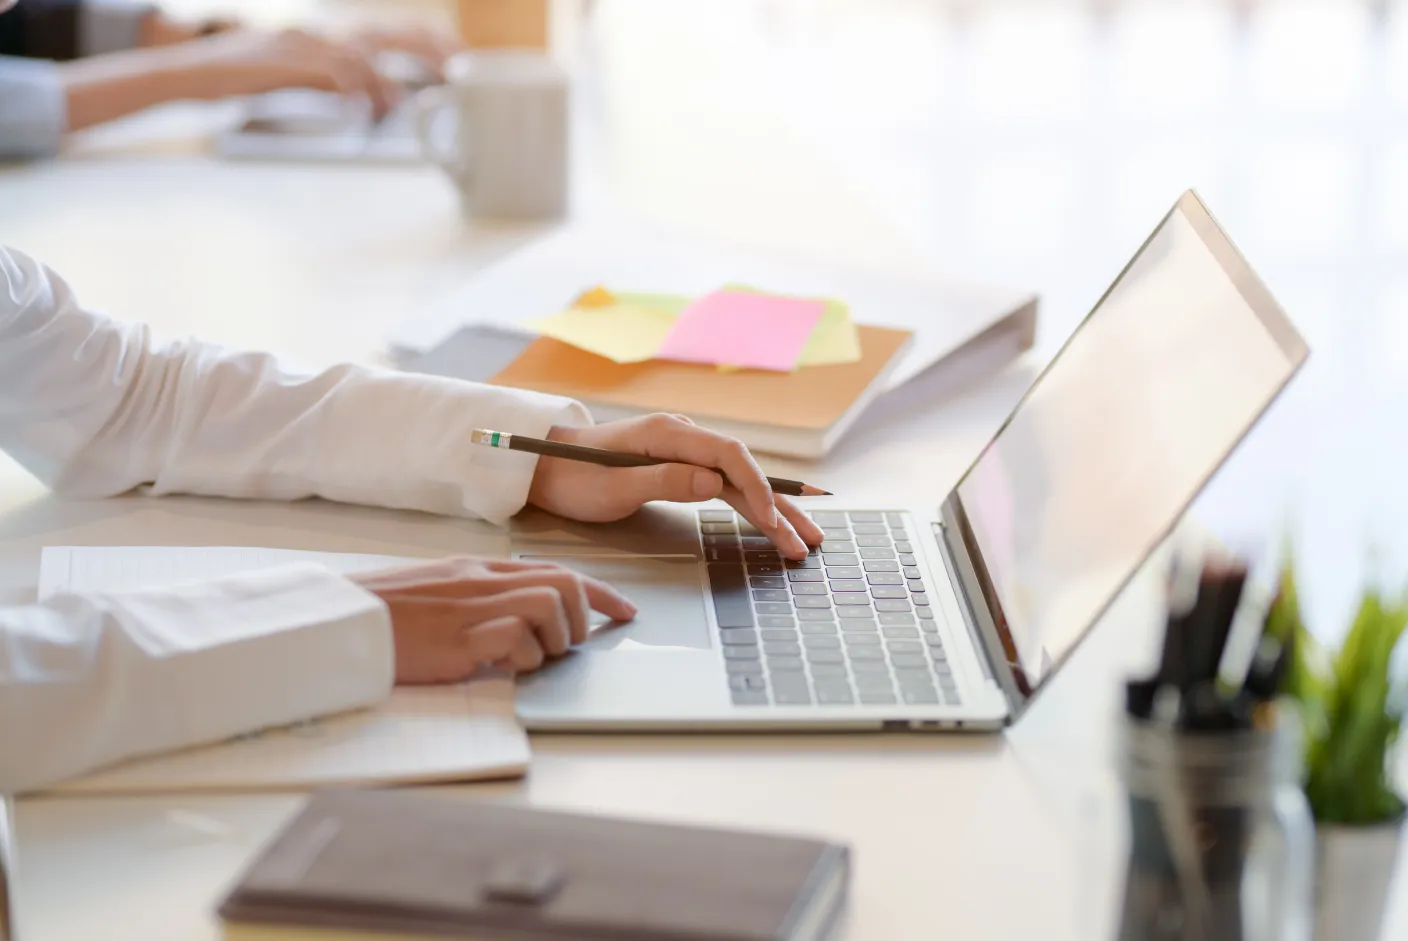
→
(34, 546, 532, 796)
(217, 789, 850, 941)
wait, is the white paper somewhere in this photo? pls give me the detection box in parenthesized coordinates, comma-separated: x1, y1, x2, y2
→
(36, 546, 531, 795)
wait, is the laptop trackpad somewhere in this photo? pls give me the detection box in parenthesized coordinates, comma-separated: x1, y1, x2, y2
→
(518, 555, 713, 651)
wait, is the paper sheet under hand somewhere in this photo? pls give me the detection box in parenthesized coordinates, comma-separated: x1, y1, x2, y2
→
(657, 289, 825, 372)
(529, 292, 690, 364)
(36, 546, 532, 795)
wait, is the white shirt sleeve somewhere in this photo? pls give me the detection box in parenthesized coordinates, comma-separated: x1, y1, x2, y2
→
(0, 245, 593, 524)
(0, 562, 395, 795)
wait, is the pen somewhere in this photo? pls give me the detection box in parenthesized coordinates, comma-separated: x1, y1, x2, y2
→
(469, 429, 831, 497)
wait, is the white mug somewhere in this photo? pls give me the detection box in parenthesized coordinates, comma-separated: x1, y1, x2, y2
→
(415, 51, 571, 220)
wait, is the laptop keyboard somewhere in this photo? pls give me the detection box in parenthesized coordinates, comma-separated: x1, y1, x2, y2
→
(698, 509, 961, 708)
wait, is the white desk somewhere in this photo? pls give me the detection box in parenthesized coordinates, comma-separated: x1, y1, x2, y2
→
(4, 1, 1408, 938)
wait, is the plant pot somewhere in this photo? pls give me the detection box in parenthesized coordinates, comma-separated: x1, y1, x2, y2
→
(1313, 816, 1404, 941)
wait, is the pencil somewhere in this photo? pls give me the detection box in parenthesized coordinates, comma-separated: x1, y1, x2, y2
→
(469, 429, 831, 497)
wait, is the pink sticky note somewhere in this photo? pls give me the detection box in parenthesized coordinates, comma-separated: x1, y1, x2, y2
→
(655, 290, 825, 372)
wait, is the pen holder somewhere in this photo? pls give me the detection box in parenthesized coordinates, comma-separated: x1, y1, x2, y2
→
(1114, 713, 1315, 941)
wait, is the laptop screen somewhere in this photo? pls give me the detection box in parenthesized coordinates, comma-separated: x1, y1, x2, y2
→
(948, 191, 1307, 705)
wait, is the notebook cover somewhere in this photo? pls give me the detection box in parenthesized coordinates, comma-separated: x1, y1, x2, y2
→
(218, 789, 849, 941)
(486, 325, 913, 431)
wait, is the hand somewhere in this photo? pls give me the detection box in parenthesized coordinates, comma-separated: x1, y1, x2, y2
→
(348, 24, 464, 78)
(350, 556, 636, 684)
(182, 28, 404, 118)
(525, 415, 826, 561)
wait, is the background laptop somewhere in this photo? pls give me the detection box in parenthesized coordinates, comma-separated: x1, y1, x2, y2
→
(510, 190, 1310, 731)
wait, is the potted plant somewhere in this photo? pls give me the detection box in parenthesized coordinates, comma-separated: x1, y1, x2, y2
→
(1264, 553, 1407, 941)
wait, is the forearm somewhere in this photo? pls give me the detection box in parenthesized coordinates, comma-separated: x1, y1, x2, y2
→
(58, 44, 213, 131)
(0, 563, 394, 795)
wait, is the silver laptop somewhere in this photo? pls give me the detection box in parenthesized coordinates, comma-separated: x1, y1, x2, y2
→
(511, 190, 1310, 731)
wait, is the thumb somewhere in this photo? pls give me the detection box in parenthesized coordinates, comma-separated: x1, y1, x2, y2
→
(615, 463, 723, 507)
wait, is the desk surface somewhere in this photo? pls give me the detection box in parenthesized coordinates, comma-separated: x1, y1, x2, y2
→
(4, 1, 1408, 938)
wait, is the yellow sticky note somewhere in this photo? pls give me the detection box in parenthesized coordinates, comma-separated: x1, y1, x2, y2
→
(531, 291, 691, 364)
(716, 285, 861, 371)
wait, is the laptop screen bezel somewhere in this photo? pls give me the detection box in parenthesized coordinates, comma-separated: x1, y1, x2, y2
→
(936, 189, 1310, 723)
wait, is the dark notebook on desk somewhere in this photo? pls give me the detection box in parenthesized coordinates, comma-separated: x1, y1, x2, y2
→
(218, 789, 850, 941)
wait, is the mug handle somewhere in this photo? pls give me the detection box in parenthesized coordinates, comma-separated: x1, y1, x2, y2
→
(415, 86, 473, 183)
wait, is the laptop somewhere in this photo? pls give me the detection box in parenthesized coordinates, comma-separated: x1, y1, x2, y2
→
(511, 190, 1310, 731)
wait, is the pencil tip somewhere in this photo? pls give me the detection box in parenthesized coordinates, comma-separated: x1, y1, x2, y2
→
(800, 485, 831, 497)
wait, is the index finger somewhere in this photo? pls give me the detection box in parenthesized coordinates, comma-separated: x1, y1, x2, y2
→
(633, 416, 778, 530)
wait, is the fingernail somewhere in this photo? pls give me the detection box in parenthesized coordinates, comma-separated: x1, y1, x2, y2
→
(692, 469, 718, 498)
(769, 506, 781, 529)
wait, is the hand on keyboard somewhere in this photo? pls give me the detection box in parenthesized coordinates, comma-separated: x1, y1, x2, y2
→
(526, 414, 825, 560)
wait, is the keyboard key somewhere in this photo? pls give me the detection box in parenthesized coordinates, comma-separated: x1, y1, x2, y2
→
(924, 634, 946, 649)
(821, 540, 856, 554)
(875, 597, 912, 610)
(724, 645, 761, 661)
(750, 576, 785, 590)
(849, 512, 883, 522)
(864, 560, 900, 573)
(739, 535, 775, 549)
(917, 608, 936, 621)
(756, 602, 794, 616)
(800, 622, 838, 635)
(889, 652, 929, 669)
(894, 542, 914, 553)
(903, 688, 941, 705)
(829, 579, 867, 592)
(759, 615, 796, 628)
(774, 689, 812, 705)
(860, 547, 895, 560)
(773, 673, 809, 692)
(849, 647, 885, 661)
(788, 568, 825, 582)
(700, 509, 734, 522)
(834, 594, 872, 606)
(878, 612, 916, 626)
(752, 589, 790, 602)
(785, 555, 822, 569)
(885, 512, 906, 526)
(768, 657, 806, 672)
(860, 692, 898, 705)
(811, 511, 849, 526)
(871, 586, 908, 600)
(868, 573, 905, 586)
(882, 626, 920, 639)
(701, 522, 737, 534)
(856, 535, 892, 548)
(839, 611, 877, 624)
(826, 566, 863, 580)
(820, 527, 853, 539)
(810, 662, 848, 676)
(707, 564, 753, 628)
(851, 659, 891, 673)
(898, 553, 917, 566)
(745, 550, 781, 565)
(704, 534, 739, 547)
(816, 686, 855, 705)
(729, 674, 768, 691)
(707, 547, 742, 563)
(738, 521, 762, 536)
(791, 582, 828, 596)
(731, 690, 770, 705)
(761, 629, 797, 642)
(763, 641, 802, 657)
(798, 609, 836, 621)
(748, 564, 784, 576)
(720, 629, 758, 645)
(795, 596, 832, 609)
(911, 591, 930, 606)
(823, 554, 860, 567)
(902, 566, 923, 579)
(725, 659, 763, 675)
(851, 523, 888, 535)
(854, 673, 894, 691)
(803, 635, 842, 650)
(806, 649, 845, 664)
(886, 640, 924, 653)
(932, 661, 953, 676)
(843, 633, 882, 646)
